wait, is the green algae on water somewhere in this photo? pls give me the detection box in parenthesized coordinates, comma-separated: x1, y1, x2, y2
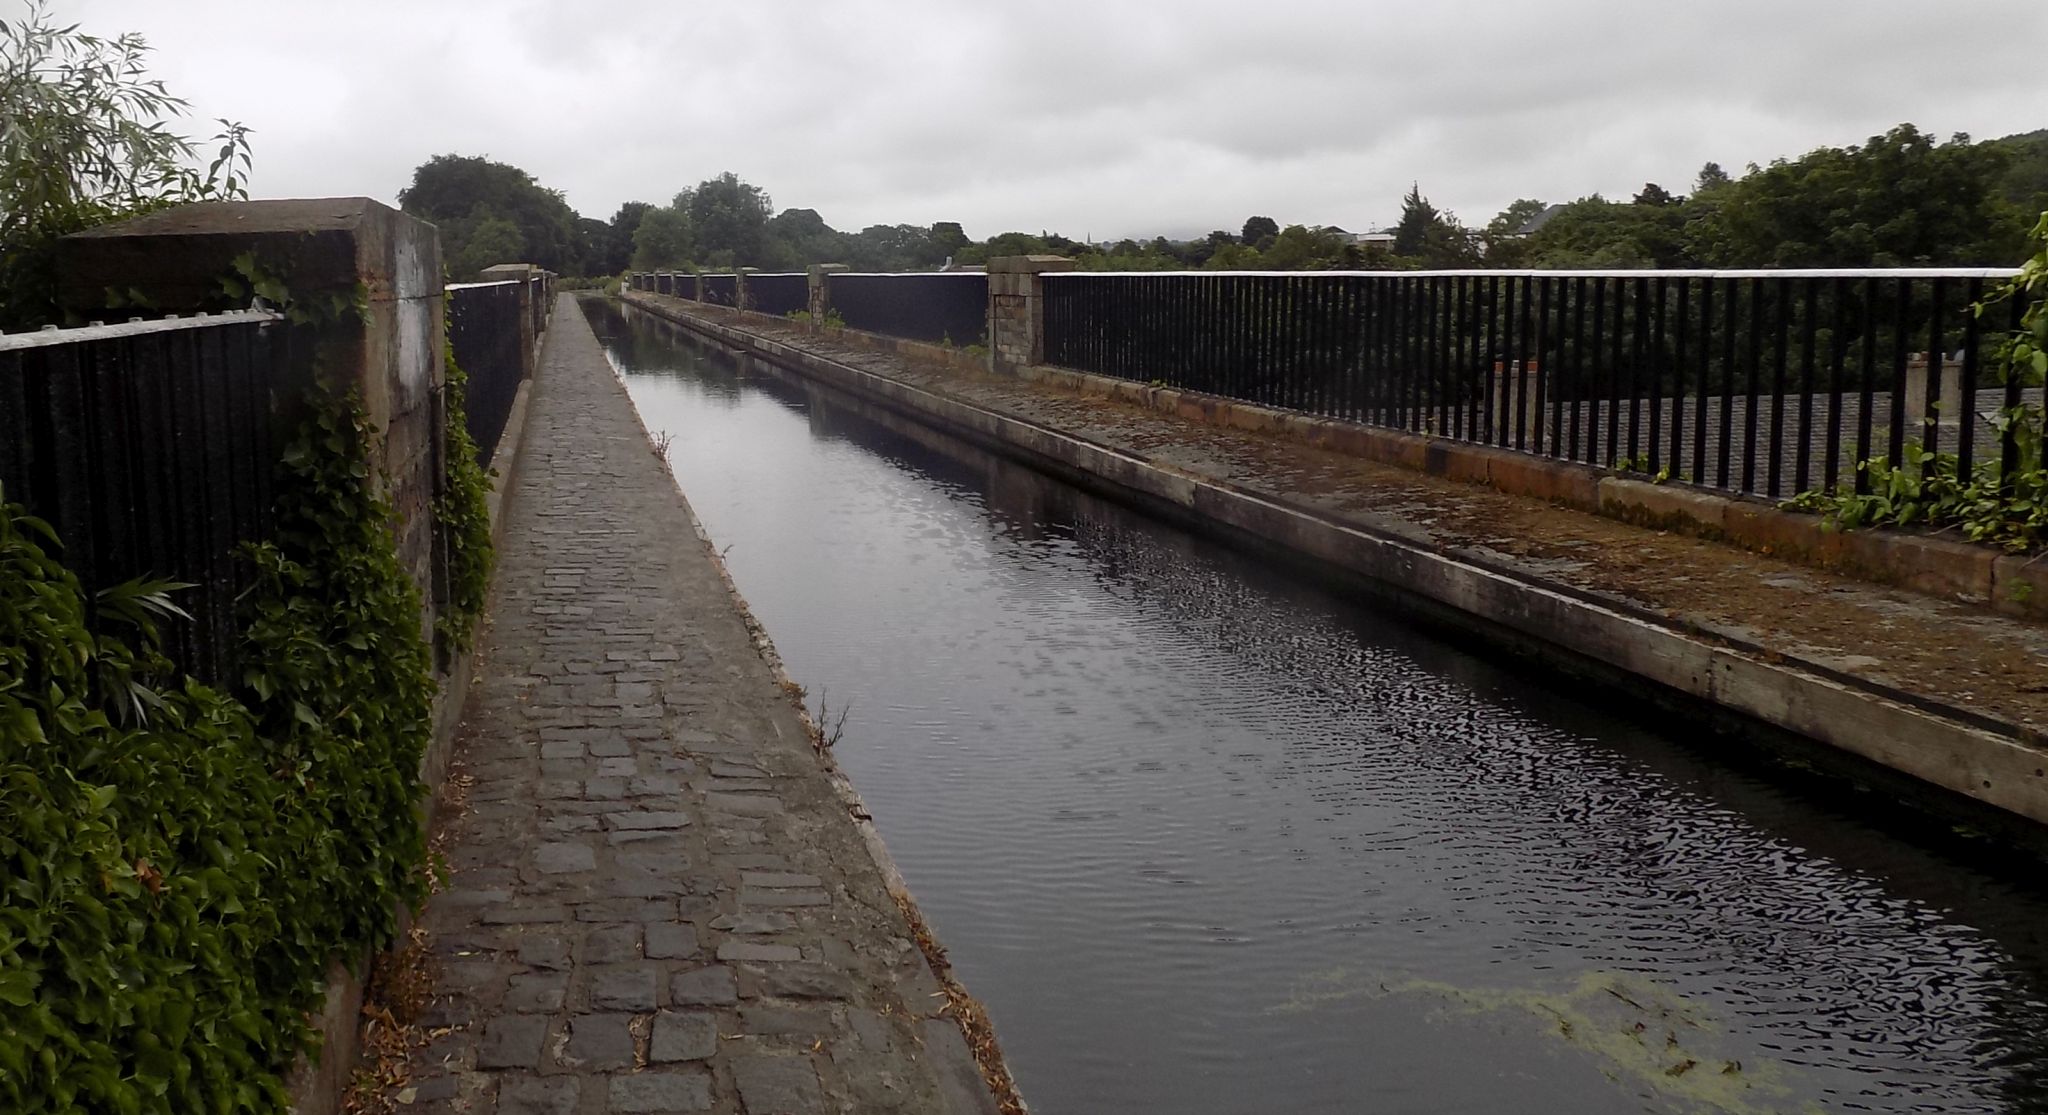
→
(1272, 968, 1823, 1115)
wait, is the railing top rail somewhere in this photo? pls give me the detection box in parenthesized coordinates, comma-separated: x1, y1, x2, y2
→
(745, 272, 809, 278)
(0, 308, 283, 353)
(827, 271, 987, 278)
(1043, 267, 2026, 281)
(446, 280, 526, 291)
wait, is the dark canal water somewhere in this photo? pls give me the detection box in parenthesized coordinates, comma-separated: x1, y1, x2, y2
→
(586, 299, 2048, 1115)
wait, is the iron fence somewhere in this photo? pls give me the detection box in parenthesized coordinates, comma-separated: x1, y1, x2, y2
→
(701, 273, 738, 307)
(828, 272, 988, 346)
(1043, 269, 2029, 500)
(448, 281, 527, 467)
(0, 312, 284, 682)
(746, 272, 808, 317)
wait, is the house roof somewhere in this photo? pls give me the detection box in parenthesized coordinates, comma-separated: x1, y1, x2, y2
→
(1516, 204, 1567, 236)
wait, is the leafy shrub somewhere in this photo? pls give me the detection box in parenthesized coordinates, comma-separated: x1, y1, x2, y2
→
(0, 392, 436, 1113)
(1785, 211, 2048, 549)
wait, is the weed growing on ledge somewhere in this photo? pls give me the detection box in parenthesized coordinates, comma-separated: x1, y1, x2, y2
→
(783, 308, 845, 329)
(1784, 211, 2048, 550)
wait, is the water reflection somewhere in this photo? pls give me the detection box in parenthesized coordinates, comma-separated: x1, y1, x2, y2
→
(589, 299, 2048, 1115)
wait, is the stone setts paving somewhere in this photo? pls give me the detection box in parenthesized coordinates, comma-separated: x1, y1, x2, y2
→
(393, 298, 1001, 1115)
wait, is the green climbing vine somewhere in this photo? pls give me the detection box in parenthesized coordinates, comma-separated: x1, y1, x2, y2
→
(0, 389, 438, 1113)
(1785, 211, 2048, 550)
(436, 342, 495, 652)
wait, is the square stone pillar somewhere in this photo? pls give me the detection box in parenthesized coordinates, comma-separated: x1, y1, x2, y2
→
(58, 197, 449, 645)
(1489, 360, 1545, 451)
(1903, 352, 1964, 431)
(685, 274, 703, 302)
(806, 264, 847, 329)
(736, 267, 758, 312)
(987, 255, 1074, 373)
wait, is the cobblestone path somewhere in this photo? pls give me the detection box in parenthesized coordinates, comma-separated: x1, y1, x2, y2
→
(400, 298, 1002, 1115)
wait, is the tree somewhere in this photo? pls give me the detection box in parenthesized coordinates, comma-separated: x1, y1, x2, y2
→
(1633, 182, 1679, 207)
(1392, 184, 1441, 257)
(1483, 198, 1549, 264)
(1241, 215, 1279, 246)
(1988, 130, 2048, 226)
(1684, 123, 2017, 266)
(454, 215, 525, 278)
(398, 154, 584, 277)
(1523, 195, 1687, 268)
(630, 207, 692, 270)
(588, 201, 652, 276)
(1392, 184, 1478, 266)
(929, 221, 970, 259)
(1184, 230, 1237, 266)
(682, 172, 774, 267)
(1694, 162, 1732, 193)
(0, 2, 251, 327)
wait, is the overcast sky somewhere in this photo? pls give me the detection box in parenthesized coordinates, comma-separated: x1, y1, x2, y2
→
(64, 0, 2048, 241)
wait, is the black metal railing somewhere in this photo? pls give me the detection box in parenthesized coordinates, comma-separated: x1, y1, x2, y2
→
(0, 312, 284, 682)
(746, 272, 808, 317)
(828, 273, 988, 346)
(701, 273, 738, 307)
(448, 281, 527, 467)
(1043, 269, 2029, 500)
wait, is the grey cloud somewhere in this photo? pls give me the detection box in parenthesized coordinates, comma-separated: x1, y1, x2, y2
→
(69, 0, 2048, 241)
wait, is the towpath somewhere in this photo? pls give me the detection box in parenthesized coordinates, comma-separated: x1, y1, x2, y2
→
(375, 299, 1005, 1115)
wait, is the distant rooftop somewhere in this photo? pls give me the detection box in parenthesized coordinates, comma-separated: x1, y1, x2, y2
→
(1516, 204, 1567, 237)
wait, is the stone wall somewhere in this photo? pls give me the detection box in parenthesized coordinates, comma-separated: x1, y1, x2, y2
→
(60, 197, 449, 639)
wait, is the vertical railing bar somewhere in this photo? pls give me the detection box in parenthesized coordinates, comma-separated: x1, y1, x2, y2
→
(1767, 279, 1789, 499)
(1923, 277, 1947, 477)
(1594, 278, 1613, 462)
(1647, 276, 1666, 474)
(1795, 277, 1819, 495)
(1958, 276, 1982, 479)
(1856, 279, 1879, 495)
(1671, 277, 1689, 477)
(1824, 276, 1847, 492)
(1887, 278, 1912, 469)
(1742, 279, 1763, 494)
(1692, 278, 1709, 486)
(1569, 277, 1587, 464)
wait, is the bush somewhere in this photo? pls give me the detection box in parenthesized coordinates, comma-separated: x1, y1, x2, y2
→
(0, 392, 437, 1113)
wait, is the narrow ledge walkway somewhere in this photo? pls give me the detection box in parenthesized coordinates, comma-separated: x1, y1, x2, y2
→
(385, 298, 1003, 1115)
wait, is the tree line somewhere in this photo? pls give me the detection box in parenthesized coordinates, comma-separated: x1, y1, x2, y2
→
(402, 122, 2048, 282)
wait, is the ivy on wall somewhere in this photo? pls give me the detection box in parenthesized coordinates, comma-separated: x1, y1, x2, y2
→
(437, 343, 496, 652)
(0, 375, 495, 1111)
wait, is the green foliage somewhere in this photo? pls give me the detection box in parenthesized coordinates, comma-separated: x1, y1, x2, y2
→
(1392, 183, 1481, 266)
(1786, 214, 2048, 550)
(436, 347, 496, 651)
(238, 391, 434, 953)
(784, 308, 845, 329)
(1521, 194, 1688, 268)
(630, 206, 694, 271)
(1988, 130, 2048, 226)
(1687, 124, 2018, 267)
(0, 391, 435, 1112)
(1240, 215, 1279, 246)
(0, 2, 251, 329)
(679, 172, 772, 267)
(398, 154, 584, 278)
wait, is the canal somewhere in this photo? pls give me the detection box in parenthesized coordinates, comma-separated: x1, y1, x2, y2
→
(586, 299, 2048, 1115)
